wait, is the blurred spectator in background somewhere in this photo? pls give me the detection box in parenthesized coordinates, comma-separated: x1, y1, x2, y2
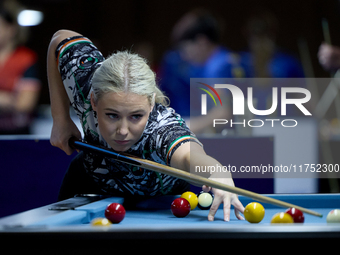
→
(238, 10, 305, 116)
(318, 43, 340, 71)
(0, 0, 41, 134)
(240, 10, 304, 78)
(159, 9, 236, 134)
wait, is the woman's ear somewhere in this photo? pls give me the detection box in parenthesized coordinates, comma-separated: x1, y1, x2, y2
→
(90, 92, 97, 111)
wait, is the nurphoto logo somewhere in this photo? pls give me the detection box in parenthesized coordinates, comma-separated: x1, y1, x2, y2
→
(198, 82, 223, 115)
(198, 82, 312, 128)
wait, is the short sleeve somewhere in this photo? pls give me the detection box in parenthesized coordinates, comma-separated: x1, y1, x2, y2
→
(165, 131, 202, 165)
(144, 105, 202, 166)
(55, 36, 104, 116)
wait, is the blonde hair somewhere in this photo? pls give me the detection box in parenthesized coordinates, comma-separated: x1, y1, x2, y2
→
(92, 51, 168, 106)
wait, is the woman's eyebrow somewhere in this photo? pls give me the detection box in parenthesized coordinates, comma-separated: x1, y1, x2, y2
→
(104, 108, 146, 114)
(104, 108, 118, 112)
(130, 109, 147, 114)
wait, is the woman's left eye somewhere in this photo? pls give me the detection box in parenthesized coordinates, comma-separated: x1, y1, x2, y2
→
(131, 114, 143, 120)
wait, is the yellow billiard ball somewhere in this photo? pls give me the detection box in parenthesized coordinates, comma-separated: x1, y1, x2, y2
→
(181, 191, 198, 210)
(91, 217, 112, 227)
(244, 202, 265, 223)
(271, 212, 294, 224)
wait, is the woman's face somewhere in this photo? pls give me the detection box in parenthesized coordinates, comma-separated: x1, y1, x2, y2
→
(91, 91, 153, 152)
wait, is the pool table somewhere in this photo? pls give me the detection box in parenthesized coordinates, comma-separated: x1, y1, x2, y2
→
(1, 194, 340, 252)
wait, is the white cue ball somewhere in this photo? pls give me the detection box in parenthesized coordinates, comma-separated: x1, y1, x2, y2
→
(326, 209, 340, 223)
(198, 192, 213, 207)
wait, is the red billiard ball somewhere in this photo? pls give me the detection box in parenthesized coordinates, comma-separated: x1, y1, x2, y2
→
(171, 198, 191, 218)
(105, 203, 126, 223)
(285, 208, 304, 223)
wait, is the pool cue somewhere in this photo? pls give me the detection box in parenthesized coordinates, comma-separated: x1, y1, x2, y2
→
(69, 137, 323, 218)
(322, 18, 332, 45)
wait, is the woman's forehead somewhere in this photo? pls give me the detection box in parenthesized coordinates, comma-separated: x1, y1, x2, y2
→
(98, 91, 150, 111)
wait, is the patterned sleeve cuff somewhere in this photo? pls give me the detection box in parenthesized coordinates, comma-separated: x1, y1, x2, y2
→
(166, 135, 202, 165)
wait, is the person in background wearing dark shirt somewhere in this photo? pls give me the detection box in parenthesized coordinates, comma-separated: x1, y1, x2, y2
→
(159, 9, 234, 134)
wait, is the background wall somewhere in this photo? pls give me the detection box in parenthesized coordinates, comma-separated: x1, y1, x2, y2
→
(18, 0, 340, 106)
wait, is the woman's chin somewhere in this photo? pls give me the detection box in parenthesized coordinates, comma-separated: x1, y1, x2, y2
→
(109, 143, 131, 152)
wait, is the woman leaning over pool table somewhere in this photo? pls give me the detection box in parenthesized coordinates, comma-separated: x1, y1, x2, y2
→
(47, 29, 244, 221)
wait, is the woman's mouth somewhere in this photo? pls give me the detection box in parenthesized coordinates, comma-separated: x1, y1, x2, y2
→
(114, 140, 130, 145)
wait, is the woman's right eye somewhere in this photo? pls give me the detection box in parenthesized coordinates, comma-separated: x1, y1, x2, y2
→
(105, 113, 118, 120)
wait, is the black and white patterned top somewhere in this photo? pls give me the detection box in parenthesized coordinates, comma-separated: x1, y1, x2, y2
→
(56, 36, 201, 196)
